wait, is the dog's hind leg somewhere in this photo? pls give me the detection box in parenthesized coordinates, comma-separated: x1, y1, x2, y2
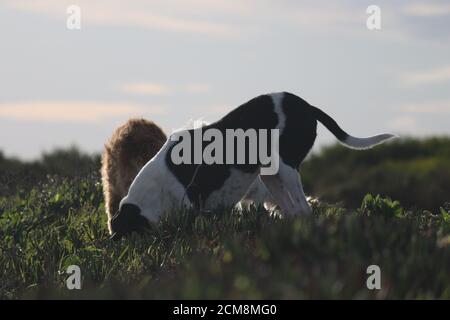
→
(238, 178, 272, 211)
(285, 168, 312, 216)
(260, 162, 312, 216)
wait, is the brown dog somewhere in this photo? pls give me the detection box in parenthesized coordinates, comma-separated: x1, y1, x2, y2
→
(101, 118, 167, 234)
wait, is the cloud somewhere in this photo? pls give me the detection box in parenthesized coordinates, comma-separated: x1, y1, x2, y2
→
(4, 0, 241, 37)
(387, 116, 419, 132)
(396, 1, 450, 42)
(400, 65, 450, 86)
(388, 100, 450, 132)
(5, 0, 449, 43)
(0, 101, 165, 122)
(402, 2, 450, 17)
(399, 100, 450, 114)
(118, 83, 171, 96)
(118, 82, 211, 95)
(3, 0, 389, 38)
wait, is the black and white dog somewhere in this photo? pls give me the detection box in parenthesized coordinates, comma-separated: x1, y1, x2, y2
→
(111, 92, 395, 239)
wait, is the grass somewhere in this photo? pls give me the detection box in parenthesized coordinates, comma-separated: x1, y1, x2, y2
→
(1, 174, 450, 299)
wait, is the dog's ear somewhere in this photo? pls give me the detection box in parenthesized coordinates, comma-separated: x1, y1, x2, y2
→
(110, 203, 149, 239)
(110, 232, 122, 241)
(110, 210, 123, 241)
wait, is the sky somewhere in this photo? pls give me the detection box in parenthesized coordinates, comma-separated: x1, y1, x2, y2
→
(1, 0, 450, 159)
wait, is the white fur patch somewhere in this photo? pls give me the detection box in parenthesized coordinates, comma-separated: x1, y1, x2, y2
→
(123, 139, 191, 222)
(270, 92, 286, 133)
(343, 133, 397, 150)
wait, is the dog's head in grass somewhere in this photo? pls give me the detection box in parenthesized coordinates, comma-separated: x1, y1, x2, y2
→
(110, 203, 150, 240)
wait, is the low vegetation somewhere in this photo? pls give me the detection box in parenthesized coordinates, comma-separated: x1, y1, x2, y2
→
(1, 137, 449, 299)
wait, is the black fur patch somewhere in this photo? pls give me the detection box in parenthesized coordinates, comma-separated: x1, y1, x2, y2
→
(110, 203, 149, 240)
(166, 92, 318, 208)
(279, 93, 317, 169)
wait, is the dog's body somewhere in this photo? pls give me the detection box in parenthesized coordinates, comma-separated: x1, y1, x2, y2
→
(111, 92, 395, 238)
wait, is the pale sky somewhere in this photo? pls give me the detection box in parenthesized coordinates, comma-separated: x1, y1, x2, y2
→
(1, 0, 450, 159)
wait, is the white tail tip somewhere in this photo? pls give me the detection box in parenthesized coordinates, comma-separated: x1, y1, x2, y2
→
(342, 133, 398, 150)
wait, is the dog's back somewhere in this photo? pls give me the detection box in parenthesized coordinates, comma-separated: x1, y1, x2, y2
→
(101, 118, 167, 234)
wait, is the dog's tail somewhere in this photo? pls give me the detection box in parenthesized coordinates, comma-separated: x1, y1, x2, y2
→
(311, 106, 397, 150)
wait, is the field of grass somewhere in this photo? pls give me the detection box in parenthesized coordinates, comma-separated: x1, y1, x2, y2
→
(1, 138, 450, 299)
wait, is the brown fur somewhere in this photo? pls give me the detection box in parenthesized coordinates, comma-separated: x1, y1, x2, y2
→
(101, 118, 167, 234)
